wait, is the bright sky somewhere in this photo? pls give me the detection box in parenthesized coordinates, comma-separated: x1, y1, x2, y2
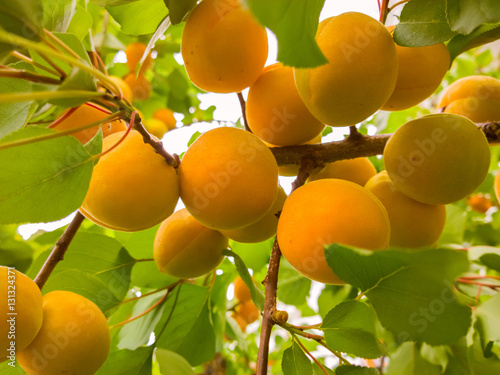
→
(18, 0, 387, 238)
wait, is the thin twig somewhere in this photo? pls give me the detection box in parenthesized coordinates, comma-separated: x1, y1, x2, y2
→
(0, 68, 62, 84)
(379, 0, 390, 24)
(44, 29, 81, 60)
(237, 92, 251, 132)
(10, 51, 62, 77)
(293, 335, 330, 375)
(34, 212, 85, 289)
(388, 0, 409, 14)
(38, 52, 67, 78)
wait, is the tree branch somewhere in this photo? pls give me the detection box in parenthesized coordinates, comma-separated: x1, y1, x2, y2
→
(237, 92, 252, 132)
(34, 211, 85, 290)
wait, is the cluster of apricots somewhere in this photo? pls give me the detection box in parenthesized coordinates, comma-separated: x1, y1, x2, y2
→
(0, 267, 110, 374)
(123, 42, 153, 101)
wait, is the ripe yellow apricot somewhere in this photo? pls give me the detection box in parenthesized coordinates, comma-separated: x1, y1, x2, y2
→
(181, 0, 268, 93)
(382, 27, 450, 111)
(154, 208, 227, 279)
(384, 113, 490, 205)
(125, 42, 152, 73)
(143, 118, 169, 139)
(237, 300, 260, 324)
(179, 127, 279, 230)
(17, 291, 110, 375)
(246, 63, 325, 146)
(124, 73, 152, 101)
(294, 12, 398, 127)
(468, 194, 493, 214)
(221, 186, 287, 243)
(81, 130, 179, 231)
(107, 75, 133, 103)
(0, 268, 43, 360)
(494, 171, 500, 204)
(277, 179, 390, 284)
(365, 171, 446, 248)
(439, 75, 500, 122)
(308, 157, 377, 186)
(153, 108, 177, 131)
(53, 103, 127, 144)
(233, 276, 252, 302)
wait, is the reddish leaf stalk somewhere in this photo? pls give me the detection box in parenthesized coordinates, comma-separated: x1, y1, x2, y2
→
(237, 91, 252, 132)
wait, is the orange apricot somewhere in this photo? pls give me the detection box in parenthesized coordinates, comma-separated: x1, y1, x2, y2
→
(124, 73, 152, 101)
(179, 127, 279, 230)
(233, 276, 252, 302)
(125, 42, 153, 73)
(53, 103, 126, 144)
(232, 313, 248, 332)
(439, 75, 500, 122)
(143, 118, 169, 139)
(294, 12, 398, 126)
(382, 26, 450, 111)
(0, 268, 43, 361)
(308, 157, 377, 186)
(237, 300, 260, 324)
(181, 0, 268, 93)
(246, 63, 325, 146)
(277, 179, 390, 284)
(17, 291, 110, 375)
(468, 194, 493, 214)
(365, 171, 446, 248)
(107, 75, 133, 103)
(80, 130, 179, 231)
(221, 186, 287, 243)
(494, 171, 500, 204)
(153, 108, 177, 131)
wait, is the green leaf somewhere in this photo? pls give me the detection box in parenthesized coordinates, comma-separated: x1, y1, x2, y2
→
(66, 4, 93, 40)
(0, 238, 34, 272)
(468, 246, 500, 272)
(163, 0, 197, 25)
(96, 346, 153, 375)
(447, 24, 500, 62)
(438, 204, 466, 246)
(469, 332, 500, 374)
(447, 0, 500, 34)
(43, 0, 77, 33)
(0, 127, 94, 224)
(321, 300, 382, 359)
(107, 0, 168, 35)
(91, 0, 141, 5)
(156, 349, 196, 375)
(41, 232, 134, 312)
(281, 341, 313, 375)
(335, 366, 378, 375)
(278, 260, 311, 307)
(475, 293, 500, 346)
(247, 0, 327, 68)
(223, 249, 265, 311)
(0, 77, 35, 139)
(228, 238, 273, 272)
(318, 284, 358, 318)
(53, 66, 98, 107)
(84, 128, 103, 158)
(325, 245, 472, 345)
(386, 342, 442, 375)
(394, 0, 457, 47)
(313, 362, 334, 375)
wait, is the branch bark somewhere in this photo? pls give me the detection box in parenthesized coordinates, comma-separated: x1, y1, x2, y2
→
(34, 211, 85, 290)
(237, 91, 252, 132)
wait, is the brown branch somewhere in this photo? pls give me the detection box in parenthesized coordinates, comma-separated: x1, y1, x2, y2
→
(34, 211, 85, 289)
(380, 0, 390, 24)
(256, 159, 316, 375)
(0, 68, 62, 85)
(237, 92, 252, 132)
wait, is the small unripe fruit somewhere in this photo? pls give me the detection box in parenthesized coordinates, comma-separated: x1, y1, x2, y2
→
(277, 179, 390, 284)
(308, 157, 377, 186)
(154, 209, 227, 279)
(81, 130, 179, 231)
(181, 0, 268, 93)
(179, 127, 279, 230)
(384, 113, 490, 205)
(0, 268, 43, 360)
(365, 171, 446, 248)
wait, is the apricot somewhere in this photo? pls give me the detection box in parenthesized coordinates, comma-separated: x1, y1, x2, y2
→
(221, 186, 287, 243)
(181, 0, 268, 93)
(439, 75, 500, 122)
(233, 276, 253, 302)
(125, 42, 153, 73)
(383, 113, 490, 205)
(365, 171, 446, 248)
(53, 103, 127, 144)
(153, 108, 177, 131)
(154, 208, 228, 279)
(468, 194, 493, 214)
(124, 73, 152, 101)
(143, 118, 169, 139)
(232, 313, 248, 332)
(236, 300, 260, 324)
(17, 291, 110, 375)
(382, 27, 450, 111)
(294, 12, 398, 127)
(277, 179, 390, 284)
(494, 171, 500, 204)
(0, 267, 43, 360)
(179, 127, 279, 230)
(80, 130, 179, 231)
(246, 63, 325, 146)
(107, 75, 133, 103)
(308, 157, 377, 186)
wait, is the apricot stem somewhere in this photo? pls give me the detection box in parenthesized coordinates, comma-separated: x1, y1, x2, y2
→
(236, 92, 251, 132)
(0, 68, 62, 84)
(256, 159, 316, 375)
(292, 334, 330, 375)
(388, 0, 409, 14)
(0, 90, 106, 104)
(34, 211, 85, 290)
(44, 29, 82, 60)
(10, 51, 62, 77)
(379, 0, 390, 24)
(38, 52, 67, 78)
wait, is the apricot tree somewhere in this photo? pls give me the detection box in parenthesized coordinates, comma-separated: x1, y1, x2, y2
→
(1, 0, 500, 374)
